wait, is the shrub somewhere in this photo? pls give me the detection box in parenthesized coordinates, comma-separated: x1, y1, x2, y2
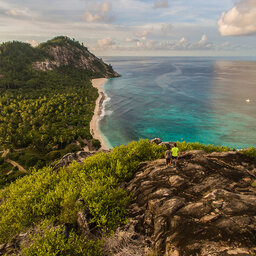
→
(13, 166, 19, 172)
(45, 150, 61, 161)
(34, 160, 46, 169)
(91, 139, 101, 150)
(21, 224, 103, 256)
(25, 156, 41, 167)
(176, 141, 231, 153)
(0, 140, 165, 243)
(64, 143, 81, 154)
(0, 157, 4, 165)
(241, 147, 256, 158)
(7, 152, 20, 161)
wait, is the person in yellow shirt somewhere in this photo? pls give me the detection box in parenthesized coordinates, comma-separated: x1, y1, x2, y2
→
(171, 143, 179, 166)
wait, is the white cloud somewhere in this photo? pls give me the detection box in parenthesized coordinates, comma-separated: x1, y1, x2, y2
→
(152, 35, 213, 51)
(97, 37, 115, 47)
(136, 41, 143, 48)
(153, 0, 169, 9)
(135, 29, 150, 38)
(218, 0, 256, 36)
(5, 7, 32, 18)
(194, 34, 213, 49)
(84, 1, 113, 23)
(26, 40, 39, 47)
(171, 37, 189, 50)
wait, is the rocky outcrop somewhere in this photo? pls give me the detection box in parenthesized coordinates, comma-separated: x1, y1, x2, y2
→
(108, 151, 256, 256)
(33, 44, 120, 78)
(53, 148, 110, 172)
(53, 151, 96, 172)
(0, 231, 33, 255)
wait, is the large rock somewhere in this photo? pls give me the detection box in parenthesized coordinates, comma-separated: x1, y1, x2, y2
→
(110, 150, 256, 256)
(77, 211, 91, 237)
(53, 151, 96, 172)
(150, 138, 162, 145)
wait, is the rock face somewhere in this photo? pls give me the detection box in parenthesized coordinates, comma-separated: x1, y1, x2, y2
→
(32, 37, 120, 78)
(53, 151, 96, 172)
(110, 151, 256, 256)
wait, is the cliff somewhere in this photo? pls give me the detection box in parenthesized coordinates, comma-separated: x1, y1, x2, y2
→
(105, 150, 256, 256)
(33, 36, 120, 78)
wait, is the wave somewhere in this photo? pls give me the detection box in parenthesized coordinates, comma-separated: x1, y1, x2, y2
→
(99, 93, 113, 120)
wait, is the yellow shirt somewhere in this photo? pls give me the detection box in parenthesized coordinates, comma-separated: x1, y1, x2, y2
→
(171, 147, 179, 157)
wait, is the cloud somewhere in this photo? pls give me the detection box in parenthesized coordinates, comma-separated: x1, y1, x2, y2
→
(135, 29, 150, 38)
(153, 0, 169, 9)
(171, 37, 189, 50)
(97, 37, 115, 47)
(122, 34, 215, 52)
(218, 0, 256, 36)
(151, 35, 213, 51)
(194, 34, 213, 49)
(84, 1, 113, 23)
(5, 7, 33, 18)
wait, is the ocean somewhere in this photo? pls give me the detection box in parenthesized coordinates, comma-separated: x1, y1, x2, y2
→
(99, 57, 256, 149)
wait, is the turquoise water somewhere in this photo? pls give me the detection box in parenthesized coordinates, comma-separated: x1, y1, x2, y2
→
(99, 57, 256, 149)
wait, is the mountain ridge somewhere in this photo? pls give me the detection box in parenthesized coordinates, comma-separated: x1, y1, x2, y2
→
(32, 36, 120, 78)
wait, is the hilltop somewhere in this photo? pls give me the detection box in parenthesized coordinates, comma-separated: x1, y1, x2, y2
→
(34, 36, 119, 78)
(0, 140, 255, 255)
(114, 150, 256, 255)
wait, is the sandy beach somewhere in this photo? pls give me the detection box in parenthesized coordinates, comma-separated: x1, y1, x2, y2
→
(90, 78, 109, 150)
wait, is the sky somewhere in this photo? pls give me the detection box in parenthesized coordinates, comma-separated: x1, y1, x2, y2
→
(0, 0, 256, 56)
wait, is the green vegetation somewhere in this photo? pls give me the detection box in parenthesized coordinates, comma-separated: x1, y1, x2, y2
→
(241, 147, 256, 158)
(0, 139, 255, 254)
(0, 67, 97, 152)
(91, 138, 101, 150)
(0, 36, 117, 186)
(0, 161, 26, 189)
(0, 140, 165, 246)
(21, 224, 103, 256)
(38, 36, 87, 52)
(176, 141, 231, 153)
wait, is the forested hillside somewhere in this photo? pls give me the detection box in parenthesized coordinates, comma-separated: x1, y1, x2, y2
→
(0, 36, 118, 187)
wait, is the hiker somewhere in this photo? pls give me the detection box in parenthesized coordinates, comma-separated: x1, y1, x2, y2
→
(171, 143, 179, 166)
(165, 145, 171, 165)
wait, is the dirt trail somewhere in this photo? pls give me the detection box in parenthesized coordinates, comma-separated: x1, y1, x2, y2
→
(1, 149, 9, 157)
(5, 159, 27, 173)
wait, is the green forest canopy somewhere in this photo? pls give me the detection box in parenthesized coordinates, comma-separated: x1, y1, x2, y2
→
(0, 36, 112, 184)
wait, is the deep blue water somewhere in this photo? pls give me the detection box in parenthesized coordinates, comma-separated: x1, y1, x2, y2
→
(99, 57, 256, 149)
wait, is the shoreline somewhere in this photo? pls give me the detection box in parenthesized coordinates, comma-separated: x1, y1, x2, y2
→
(90, 78, 110, 150)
